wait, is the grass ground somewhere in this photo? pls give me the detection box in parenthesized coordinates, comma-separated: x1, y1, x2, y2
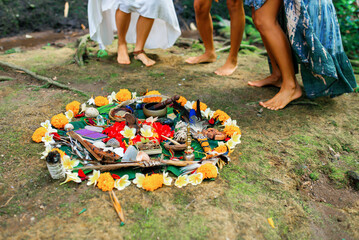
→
(0, 38, 358, 240)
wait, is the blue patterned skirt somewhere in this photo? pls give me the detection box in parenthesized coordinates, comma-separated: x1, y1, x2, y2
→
(244, 0, 357, 98)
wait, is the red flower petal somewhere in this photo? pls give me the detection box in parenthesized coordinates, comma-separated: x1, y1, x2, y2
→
(112, 174, 121, 179)
(75, 113, 85, 118)
(50, 132, 61, 141)
(78, 169, 86, 178)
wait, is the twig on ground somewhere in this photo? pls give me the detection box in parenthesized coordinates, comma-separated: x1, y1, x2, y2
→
(0, 60, 89, 97)
(185, 199, 196, 209)
(0, 196, 14, 208)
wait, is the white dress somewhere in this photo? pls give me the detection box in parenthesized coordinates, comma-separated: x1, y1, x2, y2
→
(88, 0, 181, 50)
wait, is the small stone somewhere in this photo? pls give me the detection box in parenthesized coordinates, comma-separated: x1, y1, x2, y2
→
(85, 107, 99, 118)
(106, 138, 120, 148)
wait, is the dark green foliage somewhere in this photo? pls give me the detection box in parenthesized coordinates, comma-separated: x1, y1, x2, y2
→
(0, 0, 88, 38)
(333, 0, 359, 59)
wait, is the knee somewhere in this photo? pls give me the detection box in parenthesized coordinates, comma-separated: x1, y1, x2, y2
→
(226, 0, 242, 10)
(194, 0, 211, 16)
(253, 14, 272, 34)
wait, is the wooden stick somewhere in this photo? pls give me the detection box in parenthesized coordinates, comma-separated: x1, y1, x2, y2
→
(77, 159, 198, 171)
(0, 196, 14, 208)
(0, 60, 89, 97)
(111, 191, 125, 222)
(78, 162, 143, 171)
(159, 159, 197, 167)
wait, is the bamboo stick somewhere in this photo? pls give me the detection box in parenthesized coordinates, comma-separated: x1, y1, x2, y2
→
(77, 159, 197, 171)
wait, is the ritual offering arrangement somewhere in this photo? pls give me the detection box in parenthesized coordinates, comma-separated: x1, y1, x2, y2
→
(32, 89, 241, 222)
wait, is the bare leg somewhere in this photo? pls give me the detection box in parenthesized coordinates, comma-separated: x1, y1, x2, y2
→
(214, 0, 245, 76)
(116, 9, 131, 65)
(248, 8, 282, 87)
(134, 16, 155, 67)
(248, 39, 282, 87)
(253, 0, 302, 110)
(185, 0, 217, 64)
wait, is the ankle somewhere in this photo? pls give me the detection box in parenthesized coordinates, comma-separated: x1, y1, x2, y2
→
(281, 79, 298, 89)
(204, 50, 216, 57)
(226, 56, 237, 65)
(271, 73, 281, 80)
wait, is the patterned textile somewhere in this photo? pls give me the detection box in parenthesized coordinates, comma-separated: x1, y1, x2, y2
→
(244, 0, 357, 98)
(244, 0, 266, 10)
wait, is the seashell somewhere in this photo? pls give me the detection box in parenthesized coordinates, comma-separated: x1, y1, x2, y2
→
(64, 123, 74, 131)
(85, 107, 99, 118)
(136, 151, 150, 162)
(106, 138, 120, 148)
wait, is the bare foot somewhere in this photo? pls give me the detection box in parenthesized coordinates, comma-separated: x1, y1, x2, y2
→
(134, 53, 156, 67)
(214, 60, 237, 76)
(185, 52, 217, 64)
(248, 74, 282, 88)
(117, 44, 130, 65)
(259, 82, 302, 110)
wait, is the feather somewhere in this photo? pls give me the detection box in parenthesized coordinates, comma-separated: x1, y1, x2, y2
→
(195, 99, 202, 120)
(180, 163, 202, 175)
(172, 101, 190, 122)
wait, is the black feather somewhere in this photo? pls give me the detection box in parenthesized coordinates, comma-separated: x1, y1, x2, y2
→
(195, 99, 202, 120)
(172, 101, 190, 122)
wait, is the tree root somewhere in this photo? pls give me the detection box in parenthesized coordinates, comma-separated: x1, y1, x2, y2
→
(0, 60, 89, 97)
(216, 44, 262, 53)
(0, 76, 14, 81)
(74, 34, 90, 67)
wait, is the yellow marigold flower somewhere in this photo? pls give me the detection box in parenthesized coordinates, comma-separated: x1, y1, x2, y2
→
(213, 110, 230, 123)
(32, 127, 47, 143)
(51, 113, 69, 129)
(192, 101, 208, 111)
(143, 90, 162, 103)
(223, 125, 241, 137)
(52, 148, 66, 158)
(213, 144, 228, 153)
(66, 101, 81, 115)
(177, 96, 187, 106)
(197, 163, 218, 179)
(142, 173, 164, 191)
(116, 89, 132, 102)
(97, 172, 115, 192)
(94, 96, 109, 107)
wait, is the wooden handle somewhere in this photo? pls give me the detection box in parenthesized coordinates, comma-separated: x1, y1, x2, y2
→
(150, 95, 180, 110)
